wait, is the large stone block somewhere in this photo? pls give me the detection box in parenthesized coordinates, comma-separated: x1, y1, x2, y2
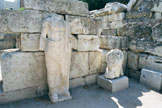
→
(99, 35, 128, 50)
(0, 87, 36, 104)
(89, 51, 102, 75)
(97, 75, 129, 93)
(0, 10, 42, 33)
(66, 15, 101, 35)
(140, 68, 162, 91)
(69, 77, 85, 88)
(78, 35, 100, 51)
(139, 54, 162, 72)
(127, 51, 139, 70)
(1, 51, 47, 92)
(70, 52, 89, 79)
(22, 0, 89, 16)
(21, 33, 40, 51)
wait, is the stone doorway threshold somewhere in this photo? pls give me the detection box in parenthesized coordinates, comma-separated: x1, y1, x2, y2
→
(1, 79, 162, 108)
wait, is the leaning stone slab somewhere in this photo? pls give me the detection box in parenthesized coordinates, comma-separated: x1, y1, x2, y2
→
(1, 51, 47, 92)
(22, 0, 89, 16)
(21, 33, 40, 51)
(97, 75, 128, 93)
(140, 68, 162, 91)
(66, 15, 101, 35)
(78, 35, 100, 51)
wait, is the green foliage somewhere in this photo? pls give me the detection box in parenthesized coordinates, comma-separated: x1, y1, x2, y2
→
(81, 0, 129, 10)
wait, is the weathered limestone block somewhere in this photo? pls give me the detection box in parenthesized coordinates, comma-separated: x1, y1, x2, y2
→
(91, 2, 127, 17)
(127, 51, 139, 70)
(89, 51, 102, 75)
(102, 12, 125, 22)
(152, 23, 162, 42)
(1, 51, 47, 92)
(99, 35, 128, 50)
(0, 87, 37, 104)
(70, 52, 89, 79)
(0, 10, 42, 33)
(140, 68, 162, 91)
(78, 35, 100, 51)
(97, 75, 128, 93)
(66, 15, 101, 35)
(101, 29, 117, 36)
(126, 11, 152, 19)
(21, 33, 40, 51)
(85, 74, 98, 85)
(69, 77, 85, 88)
(139, 54, 162, 72)
(105, 49, 124, 79)
(152, 2, 162, 13)
(70, 35, 78, 50)
(22, 0, 89, 16)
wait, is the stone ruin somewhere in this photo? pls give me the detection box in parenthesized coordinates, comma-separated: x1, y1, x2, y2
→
(0, 0, 161, 104)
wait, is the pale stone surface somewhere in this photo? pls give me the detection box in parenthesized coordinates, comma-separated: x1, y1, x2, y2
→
(70, 35, 78, 50)
(154, 12, 162, 20)
(99, 35, 128, 50)
(66, 15, 101, 35)
(85, 74, 98, 85)
(22, 0, 89, 16)
(0, 33, 4, 40)
(127, 51, 139, 70)
(0, 87, 37, 104)
(152, 2, 162, 13)
(21, 33, 40, 51)
(139, 54, 162, 72)
(126, 11, 152, 19)
(69, 77, 85, 88)
(102, 12, 125, 22)
(89, 51, 102, 75)
(140, 68, 162, 91)
(0, 10, 42, 33)
(101, 29, 117, 35)
(152, 23, 162, 42)
(78, 35, 100, 51)
(97, 75, 128, 93)
(39, 14, 72, 103)
(70, 52, 89, 79)
(36, 85, 48, 96)
(110, 20, 128, 29)
(91, 2, 127, 17)
(1, 51, 47, 92)
(105, 49, 124, 79)
(127, 0, 137, 11)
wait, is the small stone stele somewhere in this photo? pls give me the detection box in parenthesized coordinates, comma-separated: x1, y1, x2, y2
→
(104, 49, 124, 79)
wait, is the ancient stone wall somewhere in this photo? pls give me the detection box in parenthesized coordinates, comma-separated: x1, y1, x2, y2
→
(0, 0, 161, 104)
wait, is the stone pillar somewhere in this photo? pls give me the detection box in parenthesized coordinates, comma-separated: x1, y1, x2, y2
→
(39, 14, 72, 103)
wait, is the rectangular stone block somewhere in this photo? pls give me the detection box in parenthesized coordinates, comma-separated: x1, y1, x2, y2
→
(0, 87, 36, 104)
(85, 74, 98, 85)
(69, 77, 85, 88)
(139, 54, 162, 72)
(140, 68, 162, 91)
(127, 51, 139, 70)
(21, 33, 40, 51)
(101, 29, 117, 36)
(66, 15, 101, 35)
(103, 12, 125, 22)
(1, 51, 47, 92)
(70, 52, 89, 79)
(89, 51, 102, 75)
(99, 35, 128, 50)
(78, 35, 100, 51)
(97, 75, 129, 93)
(0, 10, 42, 33)
(22, 0, 89, 16)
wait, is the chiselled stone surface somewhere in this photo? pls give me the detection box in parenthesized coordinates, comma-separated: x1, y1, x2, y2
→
(97, 75, 128, 93)
(70, 35, 78, 50)
(99, 35, 128, 50)
(1, 51, 47, 92)
(139, 54, 162, 72)
(152, 23, 162, 42)
(39, 14, 72, 103)
(140, 68, 162, 91)
(21, 33, 40, 51)
(70, 52, 89, 79)
(105, 49, 124, 79)
(22, 0, 89, 16)
(127, 51, 139, 70)
(66, 15, 101, 35)
(91, 2, 127, 17)
(89, 51, 102, 75)
(0, 10, 42, 33)
(78, 35, 100, 51)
